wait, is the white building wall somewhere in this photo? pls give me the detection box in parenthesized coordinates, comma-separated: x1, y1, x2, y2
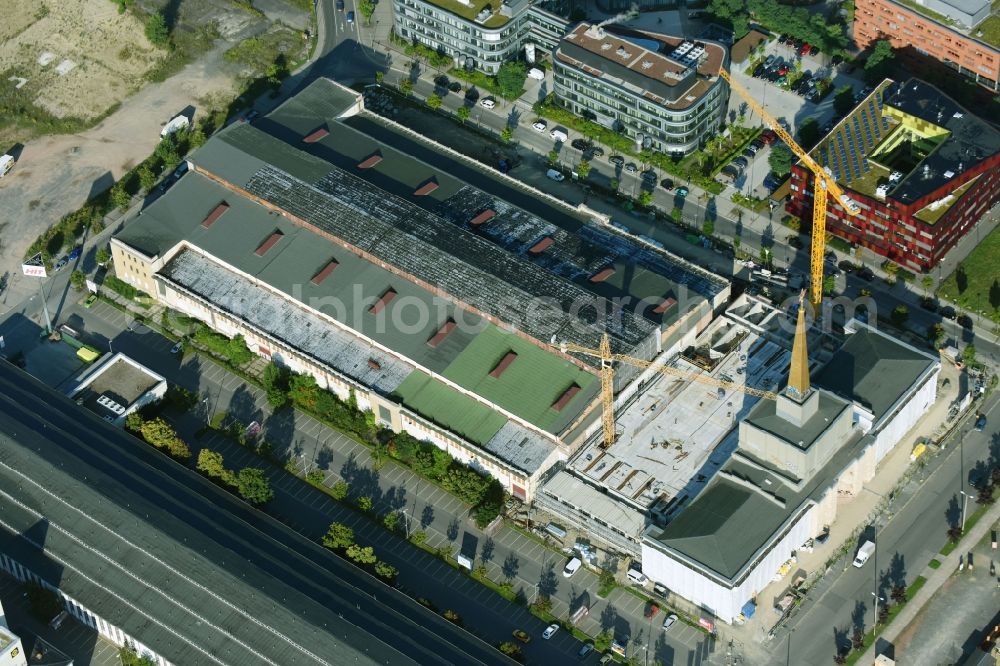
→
(870, 368, 939, 466)
(0, 554, 169, 666)
(642, 505, 813, 623)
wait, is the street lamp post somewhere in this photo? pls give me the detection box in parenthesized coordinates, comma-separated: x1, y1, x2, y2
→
(871, 591, 885, 629)
(960, 490, 970, 533)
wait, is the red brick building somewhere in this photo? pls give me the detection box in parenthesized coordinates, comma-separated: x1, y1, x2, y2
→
(787, 78, 1000, 272)
(854, 0, 1000, 91)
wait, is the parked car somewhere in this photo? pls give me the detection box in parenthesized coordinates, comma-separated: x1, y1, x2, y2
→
(609, 155, 625, 166)
(83, 294, 97, 308)
(479, 97, 496, 109)
(546, 169, 565, 182)
(571, 138, 591, 151)
(578, 642, 595, 657)
(958, 314, 974, 328)
(975, 413, 987, 431)
(732, 156, 749, 168)
(640, 168, 657, 181)
(788, 236, 804, 249)
(838, 260, 856, 273)
(760, 130, 777, 144)
(563, 557, 582, 578)
(764, 54, 776, 67)
(624, 162, 638, 173)
(919, 296, 938, 311)
(448, 81, 462, 92)
(676, 186, 689, 197)
(532, 120, 547, 132)
(542, 624, 559, 640)
(434, 75, 449, 88)
(346, 10, 354, 22)
(336, 0, 344, 9)
(67, 245, 82, 261)
(809, 45, 819, 56)
(170, 341, 184, 354)
(939, 305, 957, 320)
(589, 146, 605, 158)
(753, 63, 765, 77)
(662, 613, 678, 631)
(653, 582, 669, 598)
(857, 266, 876, 281)
(660, 178, 674, 190)
(799, 42, 811, 55)
(512, 629, 531, 644)
(550, 128, 568, 142)
(53, 256, 68, 272)
(721, 164, 742, 179)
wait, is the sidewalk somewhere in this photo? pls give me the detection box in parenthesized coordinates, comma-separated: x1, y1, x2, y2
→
(857, 500, 1000, 665)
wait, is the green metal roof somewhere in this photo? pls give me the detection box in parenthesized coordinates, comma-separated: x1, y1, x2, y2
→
(392, 372, 509, 446)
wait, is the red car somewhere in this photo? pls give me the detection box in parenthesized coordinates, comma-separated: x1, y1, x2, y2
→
(777, 66, 789, 75)
(759, 130, 777, 144)
(799, 43, 811, 56)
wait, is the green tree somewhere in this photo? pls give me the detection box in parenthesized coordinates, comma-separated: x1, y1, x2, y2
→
(358, 0, 376, 23)
(110, 182, 130, 211)
(69, 270, 86, 291)
(346, 544, 377, 565)
(137, 164, 156, 192)
(261, 362, 290, 409)
(306, 468, 325, 485)
(383, 511, 399, 531)
(236, 468, 273, 506)
(638, 191, 654, 207)
(95, 246, 110, 265)
(330, 480, 349, 500)
(890, 304, 909, 326)
(197, 449, 227, 479)
(865, 40, 895, 84)
(768, 145, 794, 177)
(456, 106, 470, 123)
(426, 93, 442, 110)
(441, 466, 490, 504)
(473, 499, 502, 528)
(921, 275, 934, 292)
(927, 323, 945, 347)
(357, 495, 373, 511)
(410, 530, 427, 546)
(670, 207, 683, 223)
(495, 61, 527, 99)
(374, 561, 398, 580)
(119, 647, 157, 666)
(547, 150, 559, 165)
(797, 117, 820, 149)
(139, 418, 190, 461)
(144, 12, 170, 47)
(500, 126, 513, 143)
(125, 412, 143, 433)
(322, 522, 355, 550)
(498, 642, 522, 659)
(823, 274, 836, 295)
(833, 86, 856, 117)
(609, 178, 619, 192)
(374, 70, 384, 84)
(576, 159, 591, 179)
(702, 219, 715, 236)
(399, 79, 413, 96)
(962, 344, 977, 366)
(706, 0, 750, 38)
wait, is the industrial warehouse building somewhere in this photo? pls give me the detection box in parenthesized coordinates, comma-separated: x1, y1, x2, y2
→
(787, 78, 1000, 271)
(110, 79, 728, 501)
(640, 311, 939, 624)
(552, 23, 729, 155)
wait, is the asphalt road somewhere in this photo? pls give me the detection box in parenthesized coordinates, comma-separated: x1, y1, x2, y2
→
(769, 391, 1000, 665)
(0, 359, 516, 666)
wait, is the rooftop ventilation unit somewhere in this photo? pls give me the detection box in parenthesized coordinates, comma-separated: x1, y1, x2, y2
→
(943, 170, 955, 178)
(529, 236, 554, 254)
(652, 296, 677, 314)
(551, 383, 581, 412)
(303, 127, 329, 143)
(310, 260, 339, 285)
(254, 230, 284, 256)
(888, 171, 903, 183)
(641, 60, 653, 69)
(358, 153, 383, 169)
(600, 42, 613, 50)
(414, 180, 439, 196)
(97, 394, 127, 415)
(589, 266, 616, 283)
(616, 46, 631, 59)
(201, 202, 229, 229)
(469, 209, 496, 226)
(875, 184, 889, 199)
(427, 319, 456, 347)
(489, 351, 518, 378)
(369, 288, 397, 315)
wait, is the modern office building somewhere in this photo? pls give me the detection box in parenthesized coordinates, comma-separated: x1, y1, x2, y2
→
(391, 0, 569, 72)
(110, 79, 729, 502)
(786, 78, 1000, 271)
(0, 600, 26, 666)
(552, 23, 729, 155)
(641, 304, 939, 623)
(853, 0, 1000, 90)
(67, 353, 167, 427)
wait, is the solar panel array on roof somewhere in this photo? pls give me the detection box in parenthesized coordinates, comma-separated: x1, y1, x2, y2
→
(818, 94, 893, 186)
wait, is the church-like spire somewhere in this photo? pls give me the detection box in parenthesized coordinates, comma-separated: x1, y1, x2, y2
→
(786, 290, 810, 401)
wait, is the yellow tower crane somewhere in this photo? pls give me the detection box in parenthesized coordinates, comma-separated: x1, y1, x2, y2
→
(718, 69, 862, 307)
(562, 334, 779, 448)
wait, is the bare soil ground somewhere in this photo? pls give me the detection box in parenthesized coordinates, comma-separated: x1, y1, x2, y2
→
(0, 0, 166, 125)
(0, 0, 312, 311)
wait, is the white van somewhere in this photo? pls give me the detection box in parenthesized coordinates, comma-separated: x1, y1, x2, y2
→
(546, 169, 565, 182)
(550, 128, 568, 143)
(528, 67, 545, 80)
(627, 567, 648, 585)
